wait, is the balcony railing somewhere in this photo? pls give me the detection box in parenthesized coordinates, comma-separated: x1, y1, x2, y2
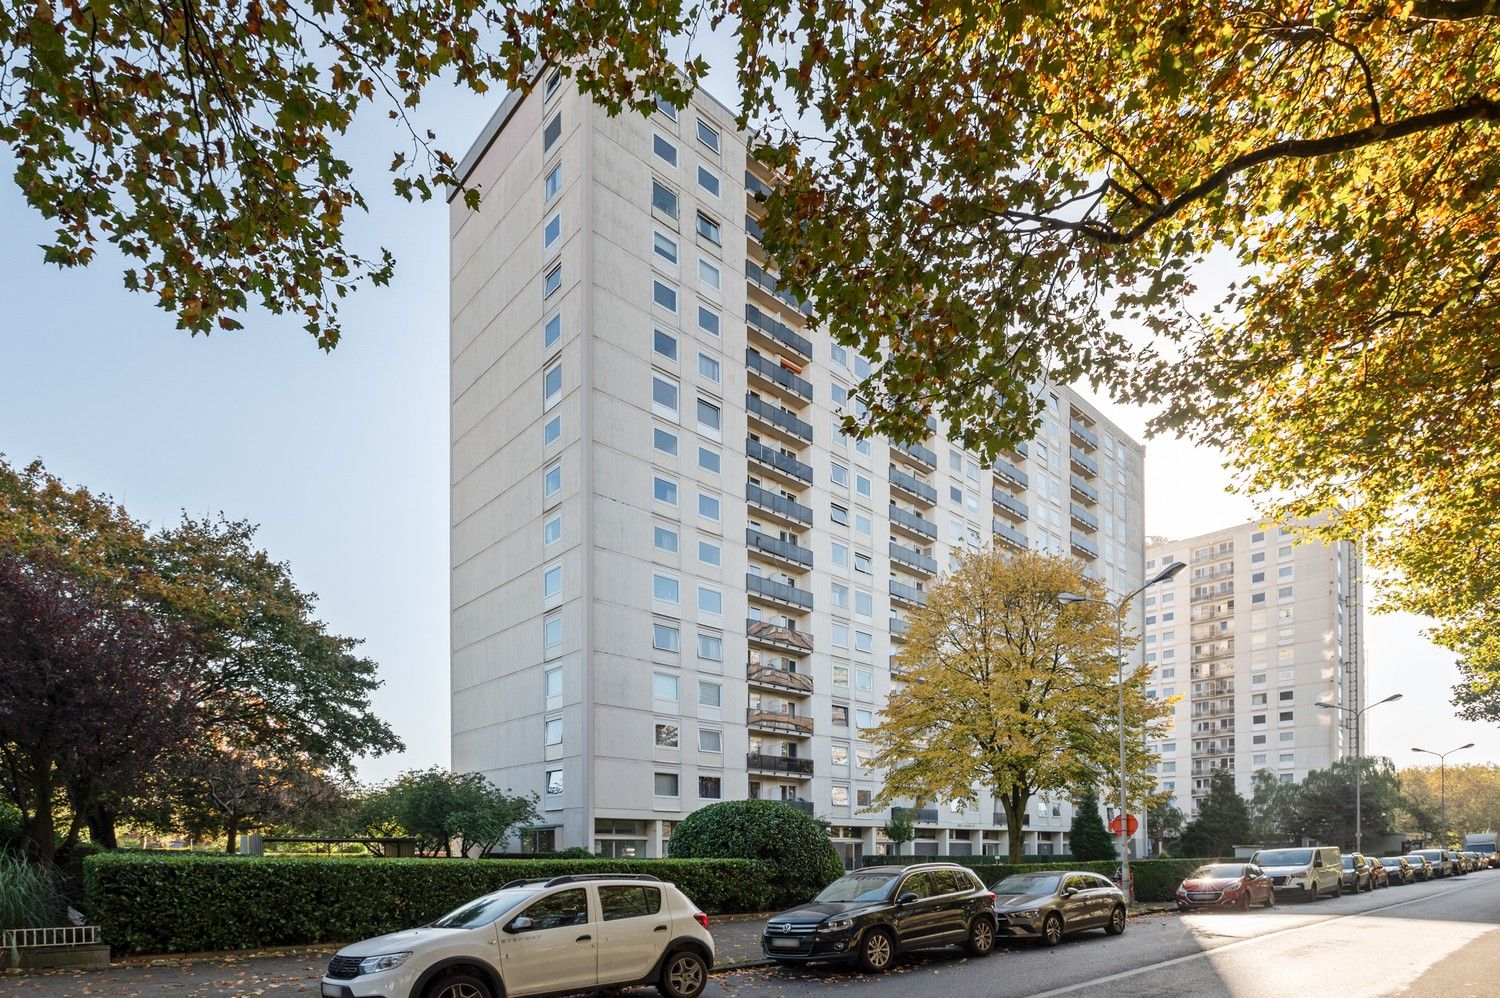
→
(746, 618, 814, 653)
(889, 466, 938, 504)
(1070, 532, 1099, 559)
(745, 349, 812, 400)
(890, 617, 910, 639)
(746, 528, 813, 569)
(889, 504, 938, 540)
(746, 752, 814, 776)
(744, 260, 813, 317)
(889, 579, 927, 608)
(1069, 503, 1099, 532)
(994, 460, 1029, 490)
(746, 437, 813, 484)
(745, 212, 764, 242)
(993, 489, 1028, 521)
(891, 439, 938, 469)
(746, 303, 813, 358)
(784, 799, 815, 815)
(1069, 419, 1099, 450)
(1070, 474, 1099, 504)
(1191, 701, 1234, 716)
(747, 662, 814, 695)
(745, 482, 812, 525)
(889, 541, 938, 575)
(1069, 446, 1099, 477)
(1191, 638, 1235, 660)
(746, 572, 814, 610)
(747, 707, 813, 735)
(745, 170, 774, 200)
(1192, 679, 1235, 697)
(746, 393, 813, 442)
(993, 520, 1028, 551)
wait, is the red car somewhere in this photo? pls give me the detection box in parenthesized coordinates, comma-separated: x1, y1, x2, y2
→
(1367, 858, 1390, 889)
(1176, 863, 1276, 911)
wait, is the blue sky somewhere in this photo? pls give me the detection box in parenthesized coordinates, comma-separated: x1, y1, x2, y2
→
(1, 53, 1494, 781)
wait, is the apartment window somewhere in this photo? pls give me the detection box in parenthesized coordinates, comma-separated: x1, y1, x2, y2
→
(543, 415, 561, 446)
(543, 112, 562, 151)
(654, 93, 678, 120)
(1252, 571, 1265, 584)
(697, 305, 720, 337)
(698, 258, 721, 292)
(543, 312, 561, 351)
(544, 717, 563, 745)
(652, 373, 678, 418)
(856, 474, 871, 498)
(543, 361, 563, 408)
(653, 525, 678, 555)
(543, 67, 563, 100)
(1277, 585, 1294, 600)
(652, 621, 679, 651)
(831, 462, 849, 488)
(652, 280, 678, 313)
(1252, 753, 1267, 766)
(698, 540, 721, 567)
(855, 590, 873, 619)
(1252, 530, 1265, 543)
(696, 399, 722, 438)
(697, 491, 721, 523)
(855, 668, 873, 691)
(831, 541, 849, 568)
(698, 446, 720, 474)
(696, 213, 722, 246)
(543, 463, 562, 501)
(833, 663, 849, 687)
(652, 329, 678, 365)
(699, 728, 723, 752)
(653, 475, 678, 506)
(543, 262, 562, 298)
(543, 613, 563, 650)
(698, 680, 721, 707)
(697, 584, 723, 615)
(831, 503, 849, 526)
(544, 515, 562, 546)
(545, 666, 563, 699)
(832, 704, 849, 726)
(652, 573, 680, 604)
(855, 708, 873, 729)
(1279, 752, 1295, 765)
(831, 582, 850, 609)
(653, 230, 679, 266)
(698, 776, 722, 800)
(696, 119, 720, 152)
(855, 513, 871, 537)
(653, 672, 679, 701)
(544, 163, 562, 201)
(1279, 690, 1294, 702)
(697, 165, 720, 198)
(949, 485, 963, 507)
(697, 632, 723, 661)
(543, 564, 562, 598)
(698, 353, 721, 384)
(1279, 731, 1295, 744)
(654, 773, 680, 798)
(653, 426, 678, 456)
(1253, 734, 1268, 745)
(831, 785, 850, 806)
(1279, 710, 1294, 723)
(854, 630, 873, 653)
(654, 722, 680, 748)
(1253, 713, 1266, 725)
(854, 553, 872, 574)
(652, 133, 678, 167)
(651, 180, 679, 219)
(543, 211, 562, 250)
(857, 789, 873, 807)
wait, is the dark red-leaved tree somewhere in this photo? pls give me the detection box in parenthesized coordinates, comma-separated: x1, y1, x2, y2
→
(0, 551, 202, 864)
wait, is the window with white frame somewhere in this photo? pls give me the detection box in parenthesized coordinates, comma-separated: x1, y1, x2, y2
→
(697, 305, 720, 337)
(698, 353, 721, 384)
(696, 213, 722, 246)
(697, 490, 721, 523)
(651, 179, 678, 218)
(698, 258, 721, 292)
(544, 163, 562, 201)
(697, 584, 723, 615)
(652, 133, 678, 167)
(653, 524, 678, 554)
(543, 112, 562, 151)
(543, 463, 562, 501)
(698, 728, 723, 752)
(544, 717, 563, 745)
(652, 280, 678, 313)
(543, 415, 560, 446)
(698, 680, 721, 707)
(543, 262, 562, 298)
(652, 373, 678, 418)
(543, 360, 563, 408)
(652, 621, 679, 651)
(652, 475, 677, 506)
(543, 212, 561, 250)
(653, 230, 678, 266)
(653, 672, 679, 701)
(696, 119, 720, 152)
(652, 572, 679, 604)
(542, 564, 562, 598)
(697, 165, 720, 198)
(696, 398, 722, 438)
(544, 514, 562, 546)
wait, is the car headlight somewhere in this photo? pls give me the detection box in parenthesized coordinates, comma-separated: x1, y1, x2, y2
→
(357, 952, 412, 975)
(818, 917, 855, 934)
(1011, 909, 1040, 919)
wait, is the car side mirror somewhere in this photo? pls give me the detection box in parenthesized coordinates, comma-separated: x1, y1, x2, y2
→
(1061, 888, 1078, 898)
(505, 916, 534, 934)
(897, 892, 919, 905)
(1314, 859, 1323, 867)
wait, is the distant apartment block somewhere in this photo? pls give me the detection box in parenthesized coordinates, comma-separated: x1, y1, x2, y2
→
(448, 67, 1148, 862)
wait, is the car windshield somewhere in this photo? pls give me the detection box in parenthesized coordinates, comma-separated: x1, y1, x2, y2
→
(1414, 851, 1442, 860)
(1341, 857, 1357, 869)
(813, 873, 900, 903)
(1380, 859, 1403, 866)
(993, 874, 1062, 896)
(1254, 849, 1313, 867)
(431, 888, 537, 929)
(1190, 865, 1244, 879)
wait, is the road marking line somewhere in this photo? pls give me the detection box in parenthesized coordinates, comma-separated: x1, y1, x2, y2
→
(1027, 879, 1487, 997)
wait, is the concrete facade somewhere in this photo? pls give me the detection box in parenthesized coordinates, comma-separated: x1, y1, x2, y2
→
(449, 71, 1149, 862)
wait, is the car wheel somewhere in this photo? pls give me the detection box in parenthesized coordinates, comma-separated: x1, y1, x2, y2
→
(425, 973, 493, 998)
(964, 916, 996, 957)
(1307, 882, 1318, 902)
(1039, 912, 1064, 948)
(1237, 892, 1250, 912)
(857, 928, 896, 973)
(1333, 879, 1343, 898)
(1264, 888, 1276, 909)
(1105, 905, 1127, 936)
(658, 949, 708, 998)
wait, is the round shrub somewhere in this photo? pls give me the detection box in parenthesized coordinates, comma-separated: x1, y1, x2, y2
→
(667, 800, 844, 909)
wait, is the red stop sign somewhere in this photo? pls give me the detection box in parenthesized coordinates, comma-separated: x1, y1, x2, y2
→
(1108, 814, 1140, 836)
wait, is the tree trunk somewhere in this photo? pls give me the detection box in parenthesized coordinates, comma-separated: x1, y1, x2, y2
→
(224, 818, 240, 854)
(1001, 788, 1029, 865)
(86, 802, 119, 850)
(21, 762, 57, 865)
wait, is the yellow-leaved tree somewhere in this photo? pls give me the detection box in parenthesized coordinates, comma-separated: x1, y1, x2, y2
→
(866, 549, 1174, 864)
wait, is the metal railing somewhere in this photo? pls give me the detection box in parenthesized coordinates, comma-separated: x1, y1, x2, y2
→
(1069, 419, 1099, 450)
(889, 466, 938, 503)
(745, 482, 813, 525)
(1069, 446, 1099, 477)
(747, 618, 814, 652)
(889, 504, 938, 539)
(889, 541, 938, 575)
(993, 489, 1029, 520)
(994, 520, 1028, 550)
(744, 259, 813, 317)
(994, 459, 1029, 490)
(746, 393, 813, 441)
(889, 579, 927, 607)
(1070, 532, 1099, 559)
(746, 303, 812, 358)
(747, 707, 813, 735)
(747, 752, 814, 776)
(747, 528, 813, 568)
(747, 662, 814, 694)
(1069, 503, 1098, 531)
(745, 170, 774, 200)
(745, 349, 812, 399)
(746, 437, 813, 484)
(4, 926, 98, 950)
(1070, 474, 1099, 504)
(746, 572, 814, 609)
(890, 617, 910, 637)
(745, 213, 764, 242)
(891, 439, 938, 468)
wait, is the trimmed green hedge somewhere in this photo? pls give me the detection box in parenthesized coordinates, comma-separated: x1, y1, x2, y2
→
(863, 857, 1214, 903)
(668, 801, 844, 909)
(85, 852, 773, 955)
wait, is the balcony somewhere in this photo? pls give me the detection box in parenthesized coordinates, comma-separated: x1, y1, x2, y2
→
(745, 349, 812, 402)
(891, 438, 938, 471)
(747, 618, 814, 654)
(746, 752, 814, 778)
(889, 579, 927, 609)
(1069, 419, 1099, 451)
(746, 436, 813, 487)
(1069, 503, 1099, 532)
(993, 520, 1028, 551)
(889, 504, 938, 541)
(1191, 638, 1235, 661)
(1190, 662, 1234, 680)
(993, 489, 1028, 522)
(746, 573, 814, 611)
(746, 482, 812, 527)
(1070, 532, 1099, 560)
(746, 303, 813, 359)
(744, 260, 813, 319)
(745, 212, 764, 243)
(1070, 474, 1099, 505)
(889, 466, 938, 505)
(747, 707, 813, 736)
(890, 617, 910, 642)
(747, 662, 814, 696)
(1069, 446, 1099, 478)
(745, 170, 774, 201)
(1195, 740, 1236, 757)
(1193, 679, 1235, 698)
(994, 460, 1028, 492)
(889, 541, 937, 576)
(783, 799, 815, 815)
(1190, 701, 1234, 717)
(746, 528, 813, 572)
(746, 393, 813, 444)
(1191, 602, 1235, 623)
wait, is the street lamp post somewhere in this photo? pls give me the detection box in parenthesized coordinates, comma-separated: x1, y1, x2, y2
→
(1059, 559, 1186, 903)
(1412, 743, 1475, 847)
(1315, 692, 1403, 851)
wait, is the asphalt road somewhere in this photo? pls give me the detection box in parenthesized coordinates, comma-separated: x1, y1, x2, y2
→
(686, 870, 1500, 998)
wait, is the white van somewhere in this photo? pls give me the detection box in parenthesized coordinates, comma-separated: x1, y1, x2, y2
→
(1249, 846, 1343, 901)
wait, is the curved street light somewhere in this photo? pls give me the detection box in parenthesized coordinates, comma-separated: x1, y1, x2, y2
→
(1315, 692, 1403, 851)
(1412, 742, 1475, 847)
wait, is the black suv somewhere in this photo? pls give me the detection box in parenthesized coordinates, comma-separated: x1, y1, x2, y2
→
(761, 862, 997, 972)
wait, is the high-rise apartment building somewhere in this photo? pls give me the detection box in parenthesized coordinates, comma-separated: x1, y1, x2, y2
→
(448, 68, 1148, 861)
(1142, 521, 1364, 819)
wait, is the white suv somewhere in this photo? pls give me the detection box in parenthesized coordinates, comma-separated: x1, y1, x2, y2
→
(319, 874, 714, 998)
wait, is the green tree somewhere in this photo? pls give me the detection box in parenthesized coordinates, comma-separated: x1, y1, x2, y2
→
(866, 549, 1173, 863)
(1147, 800, 1185, 857)
(881, 808, 916, 857)
(1248, 768, 1302, 846)
(667, 800, 843, 909)
(1399, 763, 1500, 844)
(357, 767, 538, 857)
(1178, 772, 1252, 858)
(1069, 792, 1116, 862)
(1289, 757, 1403, 851)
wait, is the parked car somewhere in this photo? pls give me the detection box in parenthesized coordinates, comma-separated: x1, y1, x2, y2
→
(1250, 846, 1343, 900)
(991, 871, 1128, 946)
(1449, 850, 1470, 875)
(1464, 851, 1487, 871)
(320, 874, 713, 998)
(1405, 854, 1436, 881)
(1409, 849, 1453, 878)
(1175, 863, 1275, 911)
(1341, 853, 1373, 893)
(760, 863, 997, 971)
(1377, 856, 1415, 886)
(1367, 857, 1389, 889)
